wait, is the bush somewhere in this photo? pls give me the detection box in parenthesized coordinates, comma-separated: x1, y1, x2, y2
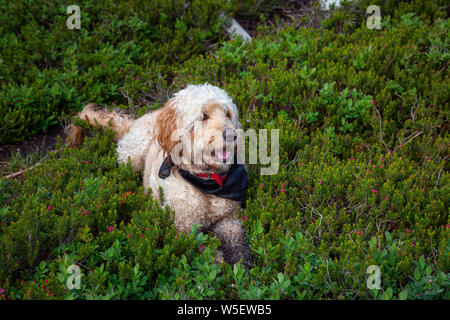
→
(1, 0, 294, 144)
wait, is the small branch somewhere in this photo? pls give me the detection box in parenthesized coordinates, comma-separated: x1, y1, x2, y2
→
(435, 159, 447, 187)
(3, 147, 64, 179)
(397, 131, 423, 151)
(411, 95, 418, 123)
(4, 163, 40, 179)
(374, 105, 387, 148)
(119, 89, 133, 106)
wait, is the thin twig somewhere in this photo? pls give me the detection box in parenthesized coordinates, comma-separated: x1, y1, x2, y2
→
(435, 166, 444, 187)
(3, 163, 41, 179)
(374, 105, 387, 148)
(3, 147, 64, 179)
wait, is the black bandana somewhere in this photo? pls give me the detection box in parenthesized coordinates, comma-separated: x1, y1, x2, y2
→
(158, 157, 248, 202)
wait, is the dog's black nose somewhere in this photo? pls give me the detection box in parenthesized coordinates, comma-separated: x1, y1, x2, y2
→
(223, 129, 237, 142)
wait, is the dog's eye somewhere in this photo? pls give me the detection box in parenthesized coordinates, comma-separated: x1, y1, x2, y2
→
(202, 113, 209, 121)
(226, 111, 231, 119)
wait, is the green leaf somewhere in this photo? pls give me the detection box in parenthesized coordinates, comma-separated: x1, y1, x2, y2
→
(39, 261, 47, 270)
(277, 273, 284, 283)
(419, 255, 425, 269)
(382, 287, 393, 300)
(57, 272, 66, 283)
(369, 236, 377, 249)
(385, 231, 392, 242)
(208, 270, 217, 281)
(399, 290, 408, 300)
(414, 267, 421, 281)
(133, 263, 140, 276)
(425, 265, 432, 276)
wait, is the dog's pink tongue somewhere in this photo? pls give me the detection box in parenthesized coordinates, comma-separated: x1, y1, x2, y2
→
(220, 150, 230, 160)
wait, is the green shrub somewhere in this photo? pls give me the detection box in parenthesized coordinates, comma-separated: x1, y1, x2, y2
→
(1, 0, 292, 144)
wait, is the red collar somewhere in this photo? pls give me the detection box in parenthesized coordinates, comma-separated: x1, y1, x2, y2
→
(196, 172, 228, 187)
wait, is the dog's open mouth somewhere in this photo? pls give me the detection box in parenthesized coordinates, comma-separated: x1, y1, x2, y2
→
(217, 148, 231, 162)
(210, 147, 232, 163)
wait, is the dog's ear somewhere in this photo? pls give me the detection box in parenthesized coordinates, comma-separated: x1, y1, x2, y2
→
(155, 99, 180, 156)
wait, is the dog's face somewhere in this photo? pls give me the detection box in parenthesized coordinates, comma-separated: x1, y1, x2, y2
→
(188, 101, 239, 173)
(155, 84, 241, 174)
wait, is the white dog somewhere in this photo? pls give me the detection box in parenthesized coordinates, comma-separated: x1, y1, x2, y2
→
(68, 84, 253, 269)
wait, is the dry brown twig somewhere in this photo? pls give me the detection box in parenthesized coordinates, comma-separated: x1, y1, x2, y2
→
(374, 105, 387, 148)
(4, 162, 42, 179)
(3, 147, 64, 179)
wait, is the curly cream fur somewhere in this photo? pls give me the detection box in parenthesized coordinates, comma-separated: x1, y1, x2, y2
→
(67, 103, 134, 146)
(68, 84, 253, 269)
